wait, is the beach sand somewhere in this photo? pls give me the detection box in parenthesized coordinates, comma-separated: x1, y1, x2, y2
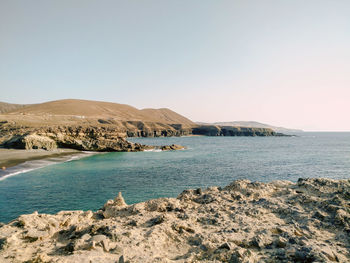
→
(0, 148, 80, 169)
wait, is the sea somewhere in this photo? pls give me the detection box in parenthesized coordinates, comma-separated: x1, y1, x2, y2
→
(0, 132, 349, 223)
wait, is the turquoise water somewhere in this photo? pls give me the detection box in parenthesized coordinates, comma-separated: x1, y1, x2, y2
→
(0, 132, 349, 222)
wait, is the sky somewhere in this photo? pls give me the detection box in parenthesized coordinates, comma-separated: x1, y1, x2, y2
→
(1, 1, 349, 131)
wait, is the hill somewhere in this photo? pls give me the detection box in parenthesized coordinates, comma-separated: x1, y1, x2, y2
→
(0, 102, 28, 114)
(6, 99, 195, 126)
(0, 100, 285, 152)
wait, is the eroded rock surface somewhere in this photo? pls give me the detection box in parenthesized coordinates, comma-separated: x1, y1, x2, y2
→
(1, 178, 349, 262)
(0, 125, 184, 152)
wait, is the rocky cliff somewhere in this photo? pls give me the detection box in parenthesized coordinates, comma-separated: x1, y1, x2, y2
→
(197, 121, 303, 134)
(0, 99, 287, 152)
(0, 123, 185, 152)
(0, 178, 349, 262)
(0, 118, 283, 152)
(192, 125, 283, 136)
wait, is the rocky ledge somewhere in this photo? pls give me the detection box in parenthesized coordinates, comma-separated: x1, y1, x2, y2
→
(192, 125, 287, 137)
(0, 125, 184, 152)
(1, 178, 349, 262)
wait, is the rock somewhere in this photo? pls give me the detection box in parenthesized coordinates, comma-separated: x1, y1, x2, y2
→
(3, 134, 57, 150)
(321, 247, 338, 261)
(250, 234, 273, 249)
(194, 194, 215, 204)
(159, 144, 185, 151)
(229, 248, 252, 263)
(114, 192, 127, 207)
(218, 242, 232, 250)
(149, 215, 166, 226)
(24, 229, 49, 241)
(89, 235, 111, 252)
(192, 125, 279, 136)
(0, 238, 7, 250)
(1, 178, 350, 262)
(195, 188, 202, 195)
(172, 223, 195, 234)
(102, 192, 128, 218)
(63, 242, 75, 253)
(90, 234, 107, 243)
(275, 236, 287, 248)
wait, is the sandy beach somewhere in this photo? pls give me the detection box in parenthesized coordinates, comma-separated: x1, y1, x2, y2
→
(0, 148, 81, 169)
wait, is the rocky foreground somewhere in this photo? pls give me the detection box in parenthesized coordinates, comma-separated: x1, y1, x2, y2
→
(1, 178, 349, 263)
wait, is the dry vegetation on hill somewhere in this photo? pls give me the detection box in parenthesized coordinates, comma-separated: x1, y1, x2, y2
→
(5, 99, 195, 126)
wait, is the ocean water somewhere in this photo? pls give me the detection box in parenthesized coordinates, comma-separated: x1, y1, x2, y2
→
(0, 132, 349, 223)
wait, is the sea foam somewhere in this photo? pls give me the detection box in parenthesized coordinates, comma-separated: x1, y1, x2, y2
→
(0, 152, 96, 181)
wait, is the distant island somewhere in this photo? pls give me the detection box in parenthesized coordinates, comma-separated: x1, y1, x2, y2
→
(0, 99, 289, 153)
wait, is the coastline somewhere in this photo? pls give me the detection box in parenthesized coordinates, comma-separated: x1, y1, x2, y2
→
(0, 177, 349, 262)
(0, 148, 96, 181)
(0, 148, 81, 169)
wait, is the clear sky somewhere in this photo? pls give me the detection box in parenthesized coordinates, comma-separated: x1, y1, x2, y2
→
(1, 1, 349, 131)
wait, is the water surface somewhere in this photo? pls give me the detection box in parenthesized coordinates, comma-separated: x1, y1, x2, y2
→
(0, 132, 349, 222)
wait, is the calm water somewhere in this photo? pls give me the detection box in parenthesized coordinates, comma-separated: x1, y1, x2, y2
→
(0, 132, 349, 222)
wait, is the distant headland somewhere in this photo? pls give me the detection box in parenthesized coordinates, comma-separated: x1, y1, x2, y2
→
(0, 99, 290, 153)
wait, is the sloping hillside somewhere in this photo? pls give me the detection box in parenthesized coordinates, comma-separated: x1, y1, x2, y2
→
(7, 99, 195, 125)
(140, 108, 194, 126)
(0, 102, 28, 114)
(0, 100, 284, 146)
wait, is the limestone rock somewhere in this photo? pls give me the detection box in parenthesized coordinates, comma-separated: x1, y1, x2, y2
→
(160, 144, 185, 151)
(1, 178, 350, 262)
(3, 134, 57, 150)
(102, 192, 128, 218)
(114, 192, 127, 207)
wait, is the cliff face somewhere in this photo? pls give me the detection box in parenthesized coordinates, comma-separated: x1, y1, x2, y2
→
(0, 121, 284, 151)
(202, 121, 304, 134)
(0, 178, 349, 262)
(0, 99, 287, 152)
(1, 125, 146, 152)
(192, 125, 280, 136)
(117, 121, 192, 137)
(0, 122, 189, 152)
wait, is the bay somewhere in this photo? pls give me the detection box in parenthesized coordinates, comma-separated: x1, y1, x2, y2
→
(0, 132, 349, 223)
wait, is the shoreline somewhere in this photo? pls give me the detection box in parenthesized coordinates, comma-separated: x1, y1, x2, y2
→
(0, 177, 349, 262)
(0, 148, 81, 169)
(0, 144, 184, 180)
(0, 148, 97, 181)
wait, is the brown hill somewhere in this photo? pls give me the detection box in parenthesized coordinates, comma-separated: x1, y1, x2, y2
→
(0, 102, 28, 114)
(140, 108, 194, 126)
(0, 100, 281, 147)
(7, 99, 195, 125)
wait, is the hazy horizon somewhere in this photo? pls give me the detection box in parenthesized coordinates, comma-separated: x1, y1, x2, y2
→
(1, 1, 349, 131)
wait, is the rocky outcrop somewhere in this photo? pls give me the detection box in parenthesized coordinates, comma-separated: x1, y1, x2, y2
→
(0, 125, 185, 152)
(124, 122, 192, 137)
(3, 134, 57, 150)
(160, 144, 185, 151)
(192, 125, 285, 136)
(0, 117, 287, 152)
(1, 126, 143, 152)
(0, 178, 349, 262)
